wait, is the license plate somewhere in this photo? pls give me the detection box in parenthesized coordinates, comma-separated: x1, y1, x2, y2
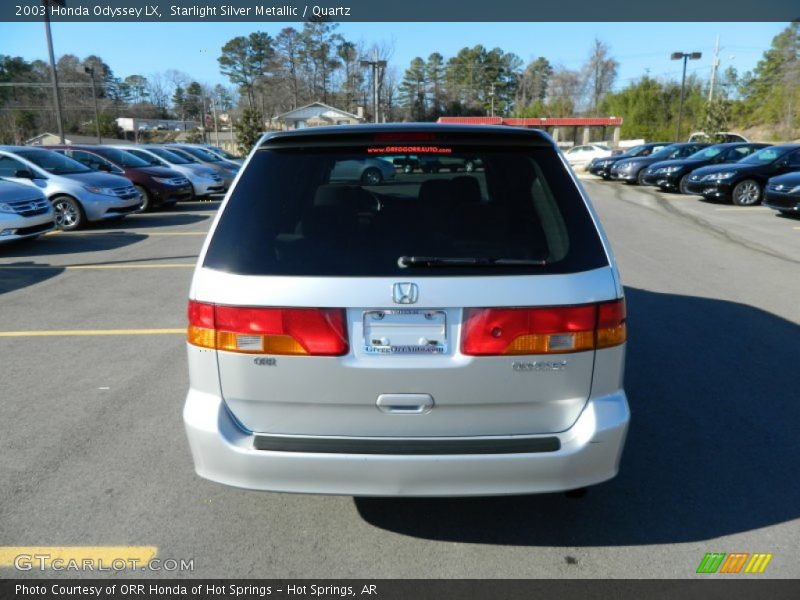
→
(363, 310, 447, 355)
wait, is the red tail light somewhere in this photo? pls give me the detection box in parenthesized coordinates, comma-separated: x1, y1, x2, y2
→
(187, 301, 348, 356)
(462, 299, 626, 356)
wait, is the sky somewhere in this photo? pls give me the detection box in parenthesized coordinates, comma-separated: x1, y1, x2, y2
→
(0, 21, 788, 92)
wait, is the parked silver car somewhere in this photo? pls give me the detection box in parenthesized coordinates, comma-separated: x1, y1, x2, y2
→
(115, 145, 226, 198)
(0, 179, 55, 242)
(202, 144, 244, 166)
(184, 125, 629, 497)
(330, 157, 395, 184)
(0, 146, 140, 230)
(166, 144, 239, 189)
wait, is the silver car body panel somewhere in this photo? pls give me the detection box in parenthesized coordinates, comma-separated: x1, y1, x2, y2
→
(184, 125, 629, 496)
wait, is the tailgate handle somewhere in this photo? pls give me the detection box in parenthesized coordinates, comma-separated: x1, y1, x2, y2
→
(376, 394, 434, 414)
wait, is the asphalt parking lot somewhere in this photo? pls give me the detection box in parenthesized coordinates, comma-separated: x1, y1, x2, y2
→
(1, 181, 799, 578)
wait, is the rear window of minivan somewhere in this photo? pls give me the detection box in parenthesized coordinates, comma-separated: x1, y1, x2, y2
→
(203, 143, 609, 276)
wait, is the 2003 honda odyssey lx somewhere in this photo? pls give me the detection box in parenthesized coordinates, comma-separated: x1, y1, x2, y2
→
(184, 124, 629, 496)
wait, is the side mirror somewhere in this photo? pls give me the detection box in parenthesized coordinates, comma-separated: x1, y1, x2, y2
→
(97, 163, 113, 172)
(15, 169, 35, 179)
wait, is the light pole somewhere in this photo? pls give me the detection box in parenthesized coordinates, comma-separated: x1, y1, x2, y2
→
(84, 66, 101, 143)
(489, 82, 505, 117)
(671, 51, 702, 142)
(43, 0, 66, 143)
(360, 55, 387, 123)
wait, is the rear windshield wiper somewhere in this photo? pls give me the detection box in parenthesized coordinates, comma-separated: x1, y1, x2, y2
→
(398, 256, 549, 268)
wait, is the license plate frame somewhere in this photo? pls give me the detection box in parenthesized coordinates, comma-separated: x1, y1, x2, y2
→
(363, 309, 447, 355)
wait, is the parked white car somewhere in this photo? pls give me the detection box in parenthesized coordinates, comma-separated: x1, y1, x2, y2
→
(564, 144, 613, 170)
(0, 179, 55, 242)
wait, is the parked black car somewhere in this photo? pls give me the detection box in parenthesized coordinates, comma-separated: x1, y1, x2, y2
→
(609, 143, 710, 185)
(763, 172, 800, 216)
(587, 142, 670, 179)
(684, 144, 800, 205)
(640, 143, 771, 193)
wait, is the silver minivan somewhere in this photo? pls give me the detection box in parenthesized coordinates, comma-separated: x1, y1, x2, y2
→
(0, 179, 55, 242)
(0, 146, 141, 230)
(184, 125, 629, 497)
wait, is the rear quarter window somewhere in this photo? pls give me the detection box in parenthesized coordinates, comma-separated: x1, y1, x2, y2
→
(203, 142, 609, 277)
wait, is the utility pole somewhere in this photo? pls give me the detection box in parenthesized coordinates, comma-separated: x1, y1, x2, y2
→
(43, 0, 66, 143)
(84, 66, 101, 143)
(708, 35, 721, 102)
(360, 53, 387, 123)
(210, 97, 220, 147)
(200, 93, 208, 143)
(489, 82, 505, 117)
(671, 51, 702, 142)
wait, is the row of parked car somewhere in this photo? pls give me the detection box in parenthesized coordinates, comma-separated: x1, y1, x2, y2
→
(583, 141, 800, 215)
(0, 143, 242, 242)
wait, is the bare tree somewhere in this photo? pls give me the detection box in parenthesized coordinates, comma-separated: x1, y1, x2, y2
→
(583, 38, 619, 115)
(547, 66, 583, 117)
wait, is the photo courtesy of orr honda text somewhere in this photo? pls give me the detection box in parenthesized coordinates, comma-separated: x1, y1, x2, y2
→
(1, 0, 799, 597)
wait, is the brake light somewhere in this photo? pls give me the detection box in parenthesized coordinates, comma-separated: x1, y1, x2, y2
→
(372, 132, 436, 142)
(187, 301, 348, 356)
(461, 299, 626, 356)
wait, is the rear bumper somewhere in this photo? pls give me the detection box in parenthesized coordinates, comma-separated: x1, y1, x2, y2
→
(183, 389, 630, 497)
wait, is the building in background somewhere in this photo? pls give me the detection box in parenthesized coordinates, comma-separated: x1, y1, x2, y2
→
(272, 102, 365, 130)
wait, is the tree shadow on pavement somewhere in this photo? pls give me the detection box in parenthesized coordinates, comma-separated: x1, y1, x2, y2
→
(354, 287, 800, 546)
(103, 214, 210, 230)
(0, 262, 65, 295)
(169, 201, 222, 213)
(0, 231, 146, 258)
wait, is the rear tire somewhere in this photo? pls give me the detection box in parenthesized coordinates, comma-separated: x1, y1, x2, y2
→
(732, 179, 762, 206)
(52, 195, 84, 231)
